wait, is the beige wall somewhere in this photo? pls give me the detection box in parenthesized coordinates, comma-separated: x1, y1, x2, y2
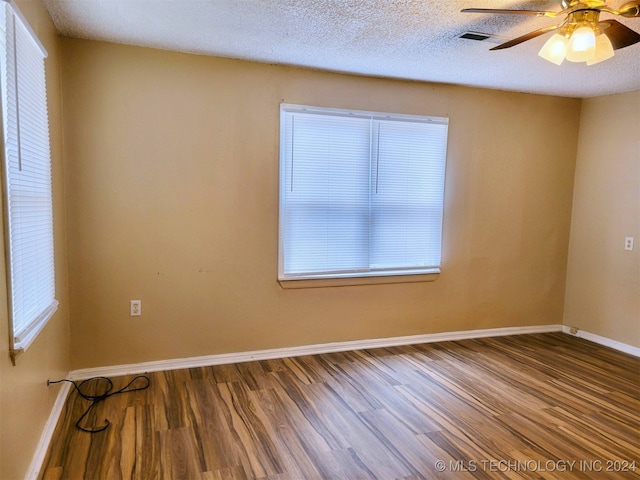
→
(564, 91, 640, 348)
(0, 1, 70, 479)
(61, 38, 580, 369)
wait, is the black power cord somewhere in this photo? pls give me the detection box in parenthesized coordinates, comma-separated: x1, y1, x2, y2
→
(48, 375, 151, 433)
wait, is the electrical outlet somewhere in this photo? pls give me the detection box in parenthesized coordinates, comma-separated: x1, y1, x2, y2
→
(624, 237, 634, 251)
(130, 300, 141, 316)
(569, 327, 578, 335)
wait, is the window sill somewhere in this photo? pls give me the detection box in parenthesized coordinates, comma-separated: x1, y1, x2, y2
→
(10, 300, 59, 365)
(279, 272, 439, 289)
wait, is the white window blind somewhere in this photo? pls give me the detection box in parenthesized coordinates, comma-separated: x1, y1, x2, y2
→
(0, 1, 57, 356)
(279, 104, 448, 280)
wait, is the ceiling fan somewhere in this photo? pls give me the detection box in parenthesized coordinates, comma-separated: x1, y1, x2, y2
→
(462, 0, 640, 65)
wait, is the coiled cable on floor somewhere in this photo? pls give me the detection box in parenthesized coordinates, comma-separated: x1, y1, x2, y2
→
(48, 375, 150, 433)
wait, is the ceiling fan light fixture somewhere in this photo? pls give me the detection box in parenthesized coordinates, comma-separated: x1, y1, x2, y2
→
(586, 33, 615, 64)
(565, 25, 597, 62)
(463, 1, 639, 67)
(538, 33, 569, 64)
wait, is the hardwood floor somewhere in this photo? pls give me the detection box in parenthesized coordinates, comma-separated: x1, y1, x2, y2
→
(40, 333, 640, 479)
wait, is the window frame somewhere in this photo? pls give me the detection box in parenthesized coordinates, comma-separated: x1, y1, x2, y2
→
(278, 103, 448, 284)
(0, 0, 57, 363)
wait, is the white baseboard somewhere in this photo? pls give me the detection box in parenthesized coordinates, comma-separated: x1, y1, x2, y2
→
(562, 325, 640, 357)
(25, 380, 71, 480)
(69, 324, 563, 380)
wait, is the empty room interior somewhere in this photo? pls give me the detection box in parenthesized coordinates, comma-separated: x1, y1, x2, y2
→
(0, 0, 638, 478)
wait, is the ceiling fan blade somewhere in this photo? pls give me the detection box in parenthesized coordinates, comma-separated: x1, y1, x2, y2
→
(619, 1, 640, 18)
(599, 20, 640, 49)
(461, 8, 559, 18)
(490, 25, 560, 50)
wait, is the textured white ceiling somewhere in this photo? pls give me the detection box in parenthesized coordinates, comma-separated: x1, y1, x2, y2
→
(42, 0, 640, 98)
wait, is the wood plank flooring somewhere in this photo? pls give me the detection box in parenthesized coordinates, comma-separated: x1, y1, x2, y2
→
(40, 333, 640, 479)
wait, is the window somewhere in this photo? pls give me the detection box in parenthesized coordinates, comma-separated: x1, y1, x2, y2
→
(0, 1, 57, 360)
(279, 104, 448, 281)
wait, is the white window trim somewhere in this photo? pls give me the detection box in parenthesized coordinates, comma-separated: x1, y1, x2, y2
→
(278, 103, 448, 284)
(0, 0, 57, 363)
(2, 0, 47, 57)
